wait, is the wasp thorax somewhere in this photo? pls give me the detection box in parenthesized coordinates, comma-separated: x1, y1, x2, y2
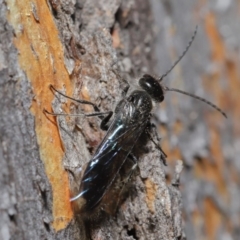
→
(139, 74, 164, 103)
(128, 90, 152, 113)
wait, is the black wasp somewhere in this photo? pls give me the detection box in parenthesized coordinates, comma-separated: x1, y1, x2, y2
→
(44, 27, 226, 217)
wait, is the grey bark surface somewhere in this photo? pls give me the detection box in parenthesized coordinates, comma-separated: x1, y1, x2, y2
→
(1, 0, 239, 240)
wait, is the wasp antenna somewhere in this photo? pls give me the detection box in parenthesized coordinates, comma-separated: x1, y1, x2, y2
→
(159, 25, 198, 82)
(165, 87, 227, 118)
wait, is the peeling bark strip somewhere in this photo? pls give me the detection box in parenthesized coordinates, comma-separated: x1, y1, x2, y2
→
(6, 0, 73, 230)
(1, 0, 238, 239)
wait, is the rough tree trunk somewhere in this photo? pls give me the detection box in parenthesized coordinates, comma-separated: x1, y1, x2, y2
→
(0, 0, 239, 240)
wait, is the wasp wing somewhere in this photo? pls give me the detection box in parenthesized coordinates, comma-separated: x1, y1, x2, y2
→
(73, 100, 149, 212)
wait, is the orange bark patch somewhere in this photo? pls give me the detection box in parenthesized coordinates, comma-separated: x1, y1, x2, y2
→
(173, 120, 183, 135)
(191, 209, 203, 233)
(204, 11, 240, 127)
(7, 0, 73, 230)
(225, 59, 240, 135)
(205, 12, 225, 63)
(204, 9, 239, 191)
(194, 155, 227, 199)
(204, 12, 226, 112)
(203, 198, 222, 240)
(144, 179, 157, 213)
(112, 27, 121, 49)
(198, 11, 240, 238)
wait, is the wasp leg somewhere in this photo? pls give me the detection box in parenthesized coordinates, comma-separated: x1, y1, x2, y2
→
(43, 108, 112, 118)
(102, 153, 138, 215)
(48, 85, 115, 129)
(117, 154, 138, 203)
(145, 123, 167, 166)
(127, 153, 138, 165)
(100, 111, 113, 131)
(49, 84, 101, 112)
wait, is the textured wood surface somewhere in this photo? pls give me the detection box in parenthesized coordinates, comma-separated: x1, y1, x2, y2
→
(0, 0, 239, 239)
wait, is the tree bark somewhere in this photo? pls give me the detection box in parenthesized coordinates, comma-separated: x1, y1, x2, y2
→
(1, 0, 239, 240)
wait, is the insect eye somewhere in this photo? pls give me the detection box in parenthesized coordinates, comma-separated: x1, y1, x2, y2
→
(139, 74, 164, 102)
